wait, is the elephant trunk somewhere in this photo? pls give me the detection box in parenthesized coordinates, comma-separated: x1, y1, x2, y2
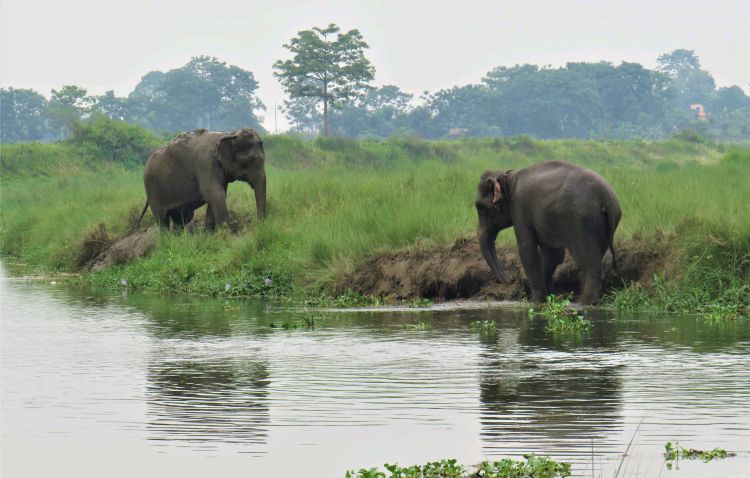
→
(478, 227, 507, 283)
(254, 172, 267, 219)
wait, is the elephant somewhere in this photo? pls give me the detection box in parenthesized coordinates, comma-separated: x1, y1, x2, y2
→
(476, 160, 621, 305)
(136, 128, 267, 231)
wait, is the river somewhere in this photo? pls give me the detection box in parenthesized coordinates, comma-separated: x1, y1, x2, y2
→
(2, 265, 749, 477)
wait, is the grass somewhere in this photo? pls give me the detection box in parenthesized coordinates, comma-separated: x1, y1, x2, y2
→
(529, 295, 593, 334)
(1, 135, 749, 313)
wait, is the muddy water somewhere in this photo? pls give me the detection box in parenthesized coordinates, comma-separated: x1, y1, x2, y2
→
(2, 267, 749, 477)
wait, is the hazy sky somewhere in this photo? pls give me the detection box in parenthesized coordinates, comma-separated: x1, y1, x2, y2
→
(2, 0, 748, 131)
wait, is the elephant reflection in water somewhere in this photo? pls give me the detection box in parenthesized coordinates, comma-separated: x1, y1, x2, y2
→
(146, 359, 270, 447)
(475, 314, 623, 451)
(115, 293, 273, 447)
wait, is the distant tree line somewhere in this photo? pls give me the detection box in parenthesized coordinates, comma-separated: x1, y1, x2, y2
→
(314, 49, 749, 141)
(2, 39, 749, 143)
(1, 56, 265, 143)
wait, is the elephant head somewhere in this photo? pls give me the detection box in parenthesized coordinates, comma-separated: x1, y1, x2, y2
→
(216, 129, 267, 219)
(476, 170, 513, 282)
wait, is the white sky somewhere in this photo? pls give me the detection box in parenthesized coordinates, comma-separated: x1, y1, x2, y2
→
(1, 0, 748, 132)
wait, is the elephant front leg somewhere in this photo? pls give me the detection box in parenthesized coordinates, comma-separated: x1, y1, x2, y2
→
(579, 264, 603, 305)
(204, 194, 228, 232)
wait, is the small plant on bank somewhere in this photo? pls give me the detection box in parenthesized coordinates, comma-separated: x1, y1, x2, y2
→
(408, 297, 433, 308)
(664, 442, 736, 469)
(702, 303, 742, 321)
(345, 454, 571, 478)
(529, 294, 592, 334)
(305, 289, 386, 308)
(300, 310, 329, 328)
(470, 320, 497, 333)
(269, 310, 329, 330)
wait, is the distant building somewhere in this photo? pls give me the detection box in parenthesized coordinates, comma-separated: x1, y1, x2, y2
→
(690, 104, 707, 120)
(448, 127, 469, 137)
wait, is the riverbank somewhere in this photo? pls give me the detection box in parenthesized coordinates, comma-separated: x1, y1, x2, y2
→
(1, 134, 748, 316)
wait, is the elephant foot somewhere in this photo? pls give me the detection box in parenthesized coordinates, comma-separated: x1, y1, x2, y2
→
(530, 290, 547, 304)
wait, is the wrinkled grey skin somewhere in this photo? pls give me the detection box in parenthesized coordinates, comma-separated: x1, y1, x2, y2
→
(476, 160, 621, 305)
(137, 129, 266, 231)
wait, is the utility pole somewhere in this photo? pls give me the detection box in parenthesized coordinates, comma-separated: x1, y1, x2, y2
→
(274, 102, 278, 134)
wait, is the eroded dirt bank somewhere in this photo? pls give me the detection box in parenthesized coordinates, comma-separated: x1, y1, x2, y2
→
(75, 220, 673, 304)
(337, 234, 672, 302)
(77, 224, 158, 272)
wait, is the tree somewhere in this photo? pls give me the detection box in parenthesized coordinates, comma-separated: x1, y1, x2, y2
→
(656, 49, 701, 77)
(274, 23, 375, 136)
(48, 85, 92, 138)
(282, 96, 322, 135)
(125, 57, 264, 133)
(423, 85, 496, 137)
(93, 90, 129, 121)
(1, 87, 49, 142)
(711, 86, 750, 114)
(329, 85, 413, 137)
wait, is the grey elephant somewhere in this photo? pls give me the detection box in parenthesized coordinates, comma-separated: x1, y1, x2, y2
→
(136, 129, 266, 231)
(476, 160, 621, 304)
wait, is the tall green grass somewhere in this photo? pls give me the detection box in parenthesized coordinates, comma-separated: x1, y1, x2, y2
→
(1, 136, 748, 313)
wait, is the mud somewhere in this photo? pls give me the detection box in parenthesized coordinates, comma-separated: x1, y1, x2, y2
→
(338, 233, 672, 302)
(79, 224, 158, 272)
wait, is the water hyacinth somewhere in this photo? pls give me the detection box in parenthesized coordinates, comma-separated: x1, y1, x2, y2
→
(264, 277, 271, 286)
(225, 281, 231, 291)
(119, 278, 127, 286)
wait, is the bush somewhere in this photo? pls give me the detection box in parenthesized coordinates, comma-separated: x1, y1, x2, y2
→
(721, 147, 750, 168)
(672, 129, 707, 144)
(67, 114, 162, 165)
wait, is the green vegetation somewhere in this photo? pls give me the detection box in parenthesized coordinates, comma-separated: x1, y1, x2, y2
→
(664, 442, 736, 469)
(470, 320, 497, 333)
(1, 122, 749, 315)
(345, 454, 571, 478)
(529, 295, 592, 334)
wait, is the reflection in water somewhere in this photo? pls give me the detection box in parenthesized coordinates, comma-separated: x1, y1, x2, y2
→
(2, 267, 749, 478)
(147, 359, 269, 450)
(120, 291, 273, 449)
(476, 315, 623, 456)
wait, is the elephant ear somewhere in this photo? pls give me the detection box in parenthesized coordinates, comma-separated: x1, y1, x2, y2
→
(489, 177, 503, 203)
(216, 134, 238, 168)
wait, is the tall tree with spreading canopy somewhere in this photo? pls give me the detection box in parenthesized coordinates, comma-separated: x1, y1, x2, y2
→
(273, 23, 375, 136)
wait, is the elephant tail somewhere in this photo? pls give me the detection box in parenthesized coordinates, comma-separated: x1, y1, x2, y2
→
(134, 199, 150, 230)
(603, 204, 621, 278)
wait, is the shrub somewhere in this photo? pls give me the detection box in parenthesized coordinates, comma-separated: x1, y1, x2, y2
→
(67, 114, 161, 165)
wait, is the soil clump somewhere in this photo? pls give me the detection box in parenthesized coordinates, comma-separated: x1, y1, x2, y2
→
(78, 224, 158, 272)
(338, 234, 671, 302)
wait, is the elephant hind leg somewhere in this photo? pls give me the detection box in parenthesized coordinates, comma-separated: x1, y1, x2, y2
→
(168, 207, 195, 230)
(540, 246, 565, 294)
(150, 204, 171, 229)
(569, 236, 606, 305)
